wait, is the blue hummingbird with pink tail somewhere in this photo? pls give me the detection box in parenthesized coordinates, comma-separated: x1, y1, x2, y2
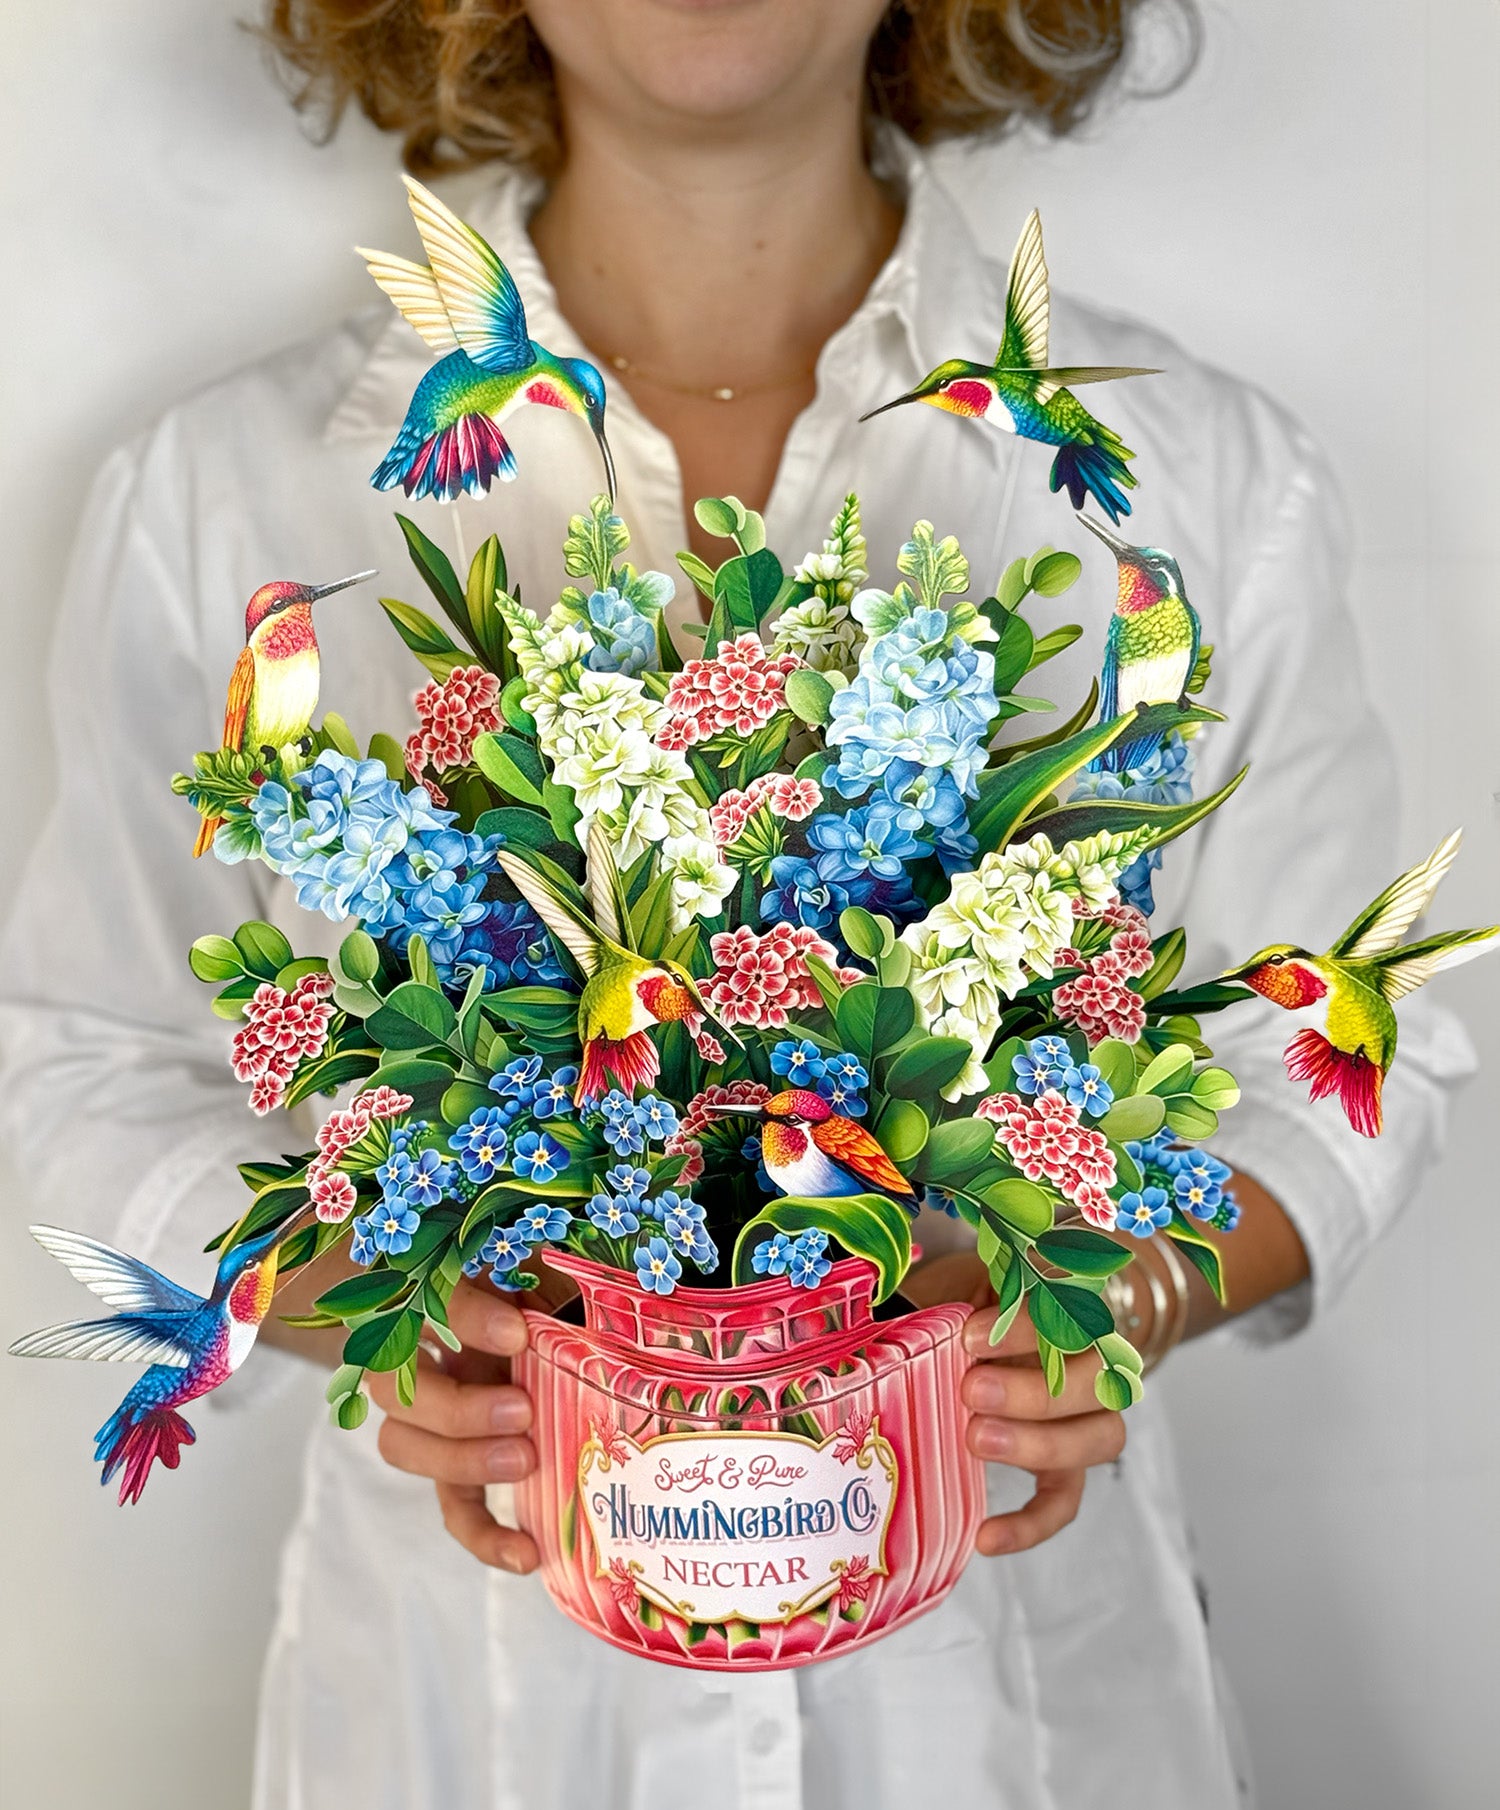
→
(9, 1224, 287, 1503)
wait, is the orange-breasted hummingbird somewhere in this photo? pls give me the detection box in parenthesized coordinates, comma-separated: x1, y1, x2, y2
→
(705, 1089, 920, 1217)
(192, 570, 375, 857)
(1221, 831, 1499, 1137)
(860, 209, 1157, 522)
(359, 177, 616, 503)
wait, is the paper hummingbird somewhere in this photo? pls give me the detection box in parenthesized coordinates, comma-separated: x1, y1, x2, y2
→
(704, 1092, 921, 1218)
(9, 1225, 288, 1503)
(860, 209, 1157, 522)
(193, 572, 376, 856)
(1077, 512, 1202, 774)
(1223, 831, 1500, 1136)
(495, 821, 737, 1102)
(359, 176, 616, 504)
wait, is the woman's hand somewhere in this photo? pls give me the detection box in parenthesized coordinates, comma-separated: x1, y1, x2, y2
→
(904, 1250, 1126, 1558)
(365, 1277, 541, 1574)
(961, 1300, 1126, 1557)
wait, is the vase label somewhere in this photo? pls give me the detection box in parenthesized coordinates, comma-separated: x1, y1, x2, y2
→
(579, 1412, 897, 1626)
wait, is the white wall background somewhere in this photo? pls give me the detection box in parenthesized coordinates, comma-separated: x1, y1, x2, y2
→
(1, 2, 1495, 1804)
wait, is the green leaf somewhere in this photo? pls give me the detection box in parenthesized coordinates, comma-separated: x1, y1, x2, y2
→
(366, 1057, 461, 1098)
(209, 976, 259, 1019)
(320, 711, 361, 758)
(1033, 1227, 1133, 1278)
(315, 1270, 412, 1319)
(784, 668, 834, 726)
(986, 1243, 1027, 1344)
(694, 496, 744, 539)
(324, 1362, 364, 1406)
(732, 1193, 912, 1303)
(882, 1036, 972, 1100)
(378, 597, 463, 683)
(1021, 764, 1250, 855)
(367, 731, 409, 783)
(1147, 981, 1255, 1016)
(541, 779, 582, 845)
(1138, 1043, 1196, 1097)
(1089, 1038, 1137, 1100)
(1190, 1066, 1241, 1111)
(472, 732, 546, 807)
(407, 936, 440, 993)
(970, 714, 1136, 850)
(1097, 1329, 1144, 1376)
(873, 1097, 929, 1163)
(676, 550, 718, 601)
(365, 981, 458, 1051)
(396, 512, 468, 630)
(915, 1118, 998, 1187)
(832, 983, 913, 1063)
(802, 953, 845, 1013)
(991, 610, 1035, 695)
(274, 957, 330, 993)
(838, 907, 889, 962)
(1164, 1096, 1220, 1140)
(1027, 623, 1084, 669)
(336, 930, 382, 985)
(705, 548, 784, 656)
(481, 985, 581, 1036)
(979, 1179, 1054, 1238)
(441, 1080, 495, 1128)
(283, 1045, 381, 1109)
(1028, 550, 1082, 595)
(1136, 928, 1186, 1001)
(232, 921, 294, 981)
(334, 1390, 370, 1431)
(1096, 1092, 1166, 1142)
(1037, 1332, 1069, 1397)
(472, 806, 557, 852)
(1166, 1212, 1227, 1304)
(189, 934, 246, 983)
(1094, 1365, 1139, 1411)
(1029, 1278, 1114, 1352)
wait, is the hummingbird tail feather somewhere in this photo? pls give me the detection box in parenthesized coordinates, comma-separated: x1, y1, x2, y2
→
(373, 412, 518, 503)
(95, 1403, 197, 1506)
(575, 1032, 660, 1106)
(192, 814, 222, 859)
(1049, 431, 1137, 525)
(1283, 1028, 1384, 1138)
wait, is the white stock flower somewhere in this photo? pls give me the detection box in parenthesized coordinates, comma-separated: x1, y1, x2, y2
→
(769, 596, 861, 675)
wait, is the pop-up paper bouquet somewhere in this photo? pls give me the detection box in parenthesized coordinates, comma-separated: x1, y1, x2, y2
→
(14, 184, 1496, 1671)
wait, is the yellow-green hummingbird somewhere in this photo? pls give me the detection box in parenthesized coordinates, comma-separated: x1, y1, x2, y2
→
(1221, 831, 1498, 1137)
(493, 823, 738, 1102)
(860, 210, 1158, 522)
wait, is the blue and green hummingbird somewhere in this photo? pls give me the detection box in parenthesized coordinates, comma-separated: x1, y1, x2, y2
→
(359, 176, 616, 503)
(860, 210, 1157, 522)
(1078, 511, 1202, 773)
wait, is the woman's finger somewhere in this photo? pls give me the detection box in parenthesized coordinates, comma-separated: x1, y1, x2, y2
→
(367, 1353, 532, 1439)
(976, 1470, 1086, 1556)
(446, 1278, 530, 1357)
(961, 1349, 1103, 1421)
(967, 1404, 1125, 1473)
(377, 1415, 537, 1487)
(436, 1482, 541, 1574)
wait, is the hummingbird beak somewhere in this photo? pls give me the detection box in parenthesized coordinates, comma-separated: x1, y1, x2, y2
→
(594, 427, 617, 504)
(306, 569, 378, 602)
(858, 387, 924, 424)
(699, 1102, 764, 1119)
(1075, 512, 1136, 559)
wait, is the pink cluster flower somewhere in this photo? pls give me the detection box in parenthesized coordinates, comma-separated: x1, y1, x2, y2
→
(981, 1089, 1118, 1229)
(657, 636, 800, 751)
(306, 1084, 414, 1222)
(680, 1079, 772, 1138)
(661, 1133, 706, 1185)
(701, 924, 861, 1030)
(1053, 901, 1153, 1044)
(231, 971, 337, 1116)
(709, 772, 824, 846)
(405, 664, 502, 788)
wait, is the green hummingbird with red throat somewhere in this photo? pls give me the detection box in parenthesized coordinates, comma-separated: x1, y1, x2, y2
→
(1221, 831, 1499, 1137)
(860, 210, 1159, 523)
(192, 570, 375, 856)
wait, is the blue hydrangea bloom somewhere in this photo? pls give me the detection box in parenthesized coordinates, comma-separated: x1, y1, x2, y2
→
(1061, 1064, 1114, 1118)
(1070, 733, 1194, 918)
(512, 1130, 569, 1185)
(448, 1108, 510, 1184)
(760, 856, 849, 931)
(634, 1236, 683, 1295)
(584, 587, 658, 676)
(807, 800, 924, 884)
(770, 1039, 826, 1083)
(1116, 1188, 1173, 1238)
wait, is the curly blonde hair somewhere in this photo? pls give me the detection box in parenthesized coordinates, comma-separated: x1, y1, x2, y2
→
(260, 0, 1198, 179)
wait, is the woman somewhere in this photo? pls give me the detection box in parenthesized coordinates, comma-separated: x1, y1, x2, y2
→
(0, 2, 1471, 1806)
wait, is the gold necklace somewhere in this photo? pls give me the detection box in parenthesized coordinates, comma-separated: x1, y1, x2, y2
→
(604, 352, 814, 404)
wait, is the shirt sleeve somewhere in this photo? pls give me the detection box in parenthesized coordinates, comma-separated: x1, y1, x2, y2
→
(1158, 409, 1477, 1342)
(0, 444, 304, 1395)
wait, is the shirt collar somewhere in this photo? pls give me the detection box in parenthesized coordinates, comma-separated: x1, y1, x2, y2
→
(323, 129, 1005, 446)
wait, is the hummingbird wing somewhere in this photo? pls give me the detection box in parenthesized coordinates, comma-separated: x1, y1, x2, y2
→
(586, 819, 636, 953)
(996, 209, 1050, 374)
(220, 645, 255, 754)
(9, 1312, 198, 1367)
(27, 1226, 205, 1315)
(401, 176, 534, 374)
(493, 849, 612, 977)
(810, 1118, 918, 1207)
(355, 247, 460, 352)
(1368, 926, 1500, 1003)
(1015, 364, 1162, 407)
(1334, 830, 1464, 960)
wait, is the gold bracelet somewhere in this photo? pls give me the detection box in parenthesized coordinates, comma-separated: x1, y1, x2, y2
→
(1103, 1237, 1192, 1373)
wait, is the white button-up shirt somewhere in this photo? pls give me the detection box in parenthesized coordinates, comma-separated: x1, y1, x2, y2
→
(0, 139, 1474, 1810)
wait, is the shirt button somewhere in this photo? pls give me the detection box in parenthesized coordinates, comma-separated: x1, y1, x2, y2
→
(748, 1721, 780, 1758)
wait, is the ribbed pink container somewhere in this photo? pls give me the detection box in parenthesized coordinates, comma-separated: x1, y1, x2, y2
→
(513, 1251, 983, 1671)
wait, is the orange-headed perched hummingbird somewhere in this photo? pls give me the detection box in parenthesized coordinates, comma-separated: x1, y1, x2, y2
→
(359, 176, 616, 503)
(706, 1090, 920, 1217)
(1077, 511, 1202, 773)
(1221, 831, 1499, 1138)
(192, 570, 376, 856)
(493, 823, 738, 1102)
(9, 1224, 285, 1504)
(860, 210, 1158, 523)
